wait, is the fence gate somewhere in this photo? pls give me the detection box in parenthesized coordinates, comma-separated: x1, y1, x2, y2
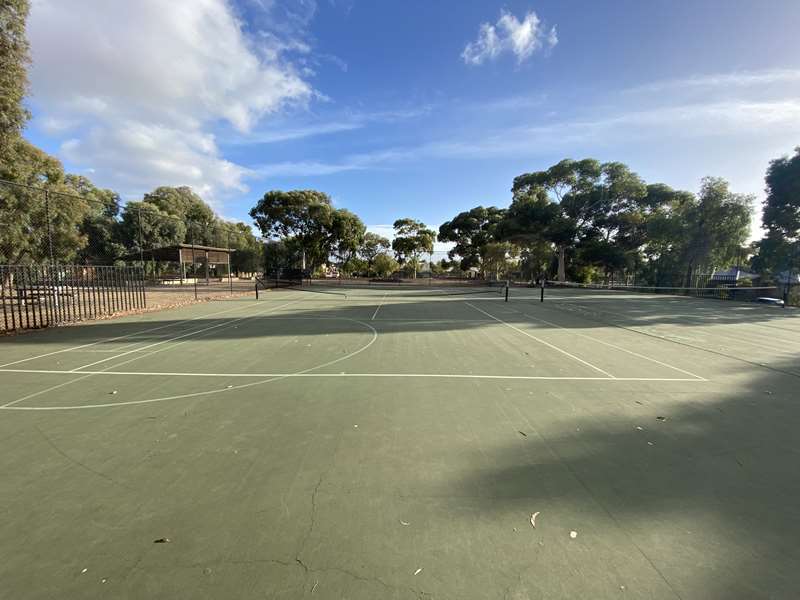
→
(1, 265, 146, 333)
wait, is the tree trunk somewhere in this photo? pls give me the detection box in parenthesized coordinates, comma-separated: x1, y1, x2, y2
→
(557, 245, 566, 282)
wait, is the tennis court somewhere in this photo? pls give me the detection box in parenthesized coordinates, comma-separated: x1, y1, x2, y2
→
(1, 283, 799, 599)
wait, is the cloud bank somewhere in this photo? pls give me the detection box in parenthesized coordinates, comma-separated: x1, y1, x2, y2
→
(28, 0, 314, 200)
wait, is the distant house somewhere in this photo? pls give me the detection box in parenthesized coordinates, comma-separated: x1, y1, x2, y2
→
(775, 270, 800, 285)
(711, 267, 759, 284)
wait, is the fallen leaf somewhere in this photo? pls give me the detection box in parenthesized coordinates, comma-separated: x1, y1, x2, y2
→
(400, 520, 410, 526)
(153, 538, 171, 543)
(81, 568, 88, 574)
(656, 416, 667, 421)
(635, 426, 643, 431)
(530, 511, 540, 528)
(518, 431, 527, 437)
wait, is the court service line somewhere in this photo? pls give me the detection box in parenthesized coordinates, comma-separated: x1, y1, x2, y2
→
(0, 369, 704, 382)
(464, 302, 616, 378)
(0, 299, 265, 369)
(371, 294, 387, 321)
(0, 300, 302, 409)
(68, 299, 301, 372)
(520, 312, 707, 381)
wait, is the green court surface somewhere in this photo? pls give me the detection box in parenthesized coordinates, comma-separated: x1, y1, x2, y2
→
(1, 286, 799, 599)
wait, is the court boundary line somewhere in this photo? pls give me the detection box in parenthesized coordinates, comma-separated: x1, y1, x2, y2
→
(68, 298, 301, 372)
(551, 301, 800, 380)
(519, 311, 707, 381)
(0, 299, 303, 408)
(464, 302, 616, 379)
(0, 299, 266, 369)
(0, 368, 704, 381)
(371, 294, 387, 321)
(1, 319, 380, 410)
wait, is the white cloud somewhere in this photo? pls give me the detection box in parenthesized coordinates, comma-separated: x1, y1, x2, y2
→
(462, 10, 557, 66)
(230, 105, 434, 145)
(625, 69, 800, 95)
(27, 0, 314, 201)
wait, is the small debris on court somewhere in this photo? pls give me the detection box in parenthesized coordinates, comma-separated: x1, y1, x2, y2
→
(656, 416, 667, 421)
(635, 426, 643, 431)
(400, 520, 410, 526)
(311, 581, 318, 593)
(109, 390, 118, 395)
(81, 568, 88, 574)
(414, 568, 423, 576)
(530, 512, 540, 528)
(518, 431, 527, 437)
(569, 531, 578, 539)
(153, 538, 171, 543)
(647, 441, 654, 446)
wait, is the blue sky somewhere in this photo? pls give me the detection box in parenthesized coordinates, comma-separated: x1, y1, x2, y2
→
(24, 0, 800, 245)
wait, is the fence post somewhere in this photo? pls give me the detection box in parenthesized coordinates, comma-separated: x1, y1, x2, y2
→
(44, 190, 56, 265)
(228, 229, 233, 294)
(137, 206, 145, 270)
(191, 224, 198, 300)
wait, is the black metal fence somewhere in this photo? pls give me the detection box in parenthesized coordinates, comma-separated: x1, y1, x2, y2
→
(1, 264, 145, 332)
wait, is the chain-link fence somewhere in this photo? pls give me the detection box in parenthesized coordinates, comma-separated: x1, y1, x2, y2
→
(1, 179, 267, 331)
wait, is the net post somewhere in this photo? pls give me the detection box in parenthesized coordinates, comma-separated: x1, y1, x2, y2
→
(540, 279, 545, 303)
(504, 282, 509, 302)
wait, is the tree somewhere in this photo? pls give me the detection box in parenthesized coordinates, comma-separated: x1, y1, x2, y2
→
(758, 147, 800, 275)
(0, 0, 30, 160)
(511, 159, 649, 282)
(480, 242, 518, 280)
(225, 222, 265, 276)
(263, 238, 302, 277)
(373, 253, 399, 278)
(391, 218, 436, 278)
(329, 209, 366, 266)
(0, 140, 90, 264)
(250, 189, 360, 272)
(118, 201, 186, 259)
(359, 232, 390, 275)
(65, 175, 125, 264)
(142, 186, 216, 244)
(497, 187, 572, 281)
(438, 206, 505, 271)
(679, 177, 752, 285)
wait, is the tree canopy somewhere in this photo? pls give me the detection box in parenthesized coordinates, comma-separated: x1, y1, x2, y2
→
(391, 218, 435, 278)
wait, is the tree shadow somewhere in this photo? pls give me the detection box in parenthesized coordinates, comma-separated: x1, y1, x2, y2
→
(448, 354, 800, 598)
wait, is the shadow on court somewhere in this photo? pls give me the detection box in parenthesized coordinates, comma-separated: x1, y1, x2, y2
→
(452, 355, 800, 598)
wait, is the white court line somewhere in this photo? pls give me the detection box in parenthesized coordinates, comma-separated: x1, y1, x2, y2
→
(465, 302, 616, 379)
(520, 312, 707, 381)
(0, 300, 302, 409)
(0, 300, 264, 369)
(1, 319, 380, 411)
(371, 294, 387, 321)
(68, 299, 299, 372)
(0, 369, 704, 382)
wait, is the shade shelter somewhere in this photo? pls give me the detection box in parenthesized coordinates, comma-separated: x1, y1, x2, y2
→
(129, 244, 234, 284)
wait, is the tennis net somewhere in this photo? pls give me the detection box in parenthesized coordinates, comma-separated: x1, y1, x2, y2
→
(258, 277, 508, 299)
(543, 281, 785, 304)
